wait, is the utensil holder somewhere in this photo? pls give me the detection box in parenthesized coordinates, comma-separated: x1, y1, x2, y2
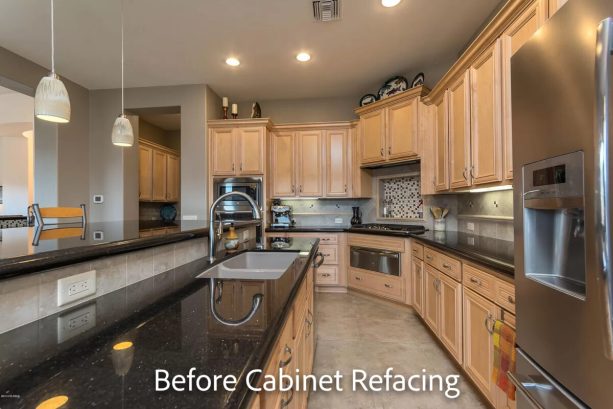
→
(433, 218, 446, 232)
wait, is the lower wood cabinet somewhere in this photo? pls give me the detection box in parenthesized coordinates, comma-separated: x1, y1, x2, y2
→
(411, 256, 424, 317)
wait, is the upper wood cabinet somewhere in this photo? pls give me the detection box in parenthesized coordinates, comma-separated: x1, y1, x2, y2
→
(209, 119, 270, 177)
(470, 40, 503, 186)
(325, 129, 350, 197)
(139, 140, 180, 203)
(419, 103, 437, 196)
(355, 86, 429, 167)
(434, 94, 449, 192)
(270, 131, 295, 197)
(448, 72, 471, 189)
(296, 130, 324, 197)
(501, 0, 546, 180)
(350, 123, 373, 198)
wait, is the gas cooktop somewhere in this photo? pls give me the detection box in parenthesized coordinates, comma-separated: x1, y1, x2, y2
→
(348, 223, 427, 235)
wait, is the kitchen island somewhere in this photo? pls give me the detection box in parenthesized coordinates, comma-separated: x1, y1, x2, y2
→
(0, 237, 319, 409)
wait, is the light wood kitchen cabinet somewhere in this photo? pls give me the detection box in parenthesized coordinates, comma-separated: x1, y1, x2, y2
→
(152, 150, 168, 201)
(296, 130, 324, 197)
(424, 265, 440, 332)
(270, 131, 296, 197)
(237, 127, 265, 175)
(139, 145, 153, 200)
(210, 127, 236, 176)
(350, 123, 373, 198)
(411, 256, 424, 317)
(448, 72, 471, 189)
(387, 97, 419, 160)
(470, 40, 503, 186)
(463, 288, 498, 405)
(360, 109, 386, 164)
(166, 154, 180, 202)
(501, 0, 546, 180)
(438, 272, 463, 364)
(434, 94, 449, 191)
(325, 129, 350, 197)
(419, 103, 437, 195)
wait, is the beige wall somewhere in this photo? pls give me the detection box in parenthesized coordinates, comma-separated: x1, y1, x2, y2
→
(138, 118, 180, 151)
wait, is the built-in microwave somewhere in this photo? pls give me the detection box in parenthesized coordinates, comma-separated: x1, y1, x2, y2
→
(212, 177, 263, 220)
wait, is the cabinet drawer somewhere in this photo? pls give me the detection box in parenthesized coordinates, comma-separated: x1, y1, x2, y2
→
(501, 310, 516, 329)
(496, 281, 516, 314)
(348, 234, 405, 252)
(424, 247, 462, 281)
(318, 245, 338, 265)
(411, 242, 424, 260)
(315, 266, 338, 285)
(318, 234, 338, 244)
(348, 269, 403, 301)
(463, 264, 496, 300)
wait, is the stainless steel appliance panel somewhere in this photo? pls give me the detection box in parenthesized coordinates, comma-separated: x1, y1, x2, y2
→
(350, 246, 400, 276)
(213, 177, 262, 219)
(512, 0, 613, 407)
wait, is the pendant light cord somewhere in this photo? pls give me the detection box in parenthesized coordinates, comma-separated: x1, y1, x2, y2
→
(121, 0, 125, 115)
(51, 0, 55, 73)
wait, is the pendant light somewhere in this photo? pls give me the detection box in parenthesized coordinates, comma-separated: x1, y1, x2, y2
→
(34, 0, 71, 123)
(111, 0, 134, 147)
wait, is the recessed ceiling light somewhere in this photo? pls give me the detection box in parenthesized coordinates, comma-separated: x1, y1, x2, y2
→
(381, 0, 402, 7)
(296, 52, 311, 62)
(225, 57, 240, 67)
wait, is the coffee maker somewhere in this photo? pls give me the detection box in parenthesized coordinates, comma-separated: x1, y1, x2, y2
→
(271, 200, 295, 228)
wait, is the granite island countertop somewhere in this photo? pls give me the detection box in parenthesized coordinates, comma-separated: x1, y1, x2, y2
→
(0, 220, 260, 279)
(0, 237, 318, 409)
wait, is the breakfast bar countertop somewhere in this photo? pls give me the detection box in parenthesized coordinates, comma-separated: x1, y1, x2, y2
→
(0, 220, 260, 279)
(0, 237, 318, 409)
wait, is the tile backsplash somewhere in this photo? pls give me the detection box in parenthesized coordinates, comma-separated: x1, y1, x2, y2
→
(380, 175, 423, 219)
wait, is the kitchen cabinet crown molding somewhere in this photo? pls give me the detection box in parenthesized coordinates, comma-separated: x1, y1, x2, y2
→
(208, 118, 273, 129)
(272, 121, 354, 131)
(139, 138, 179, 156)
(354, 86, 430, 115)
(424, 0, 540, 104)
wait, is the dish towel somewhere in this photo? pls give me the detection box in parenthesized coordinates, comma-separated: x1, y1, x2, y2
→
(492, 319, 516, 401)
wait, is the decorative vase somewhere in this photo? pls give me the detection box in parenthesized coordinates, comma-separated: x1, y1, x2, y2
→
(222, 106, 228, 120)
(351, 207, 362, 225)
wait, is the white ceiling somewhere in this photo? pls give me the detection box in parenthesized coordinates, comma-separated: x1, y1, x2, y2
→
(0, 0, 503, 100)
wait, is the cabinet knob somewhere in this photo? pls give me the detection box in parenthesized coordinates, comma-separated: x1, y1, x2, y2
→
(388, 146, 391, 155)
(232, 163, 235, 171)
(442, 263, 451, 270)
(507, 295, 515, 305)
(321, 273, 331, 277)
(469, 277, 482, 286)
(384, 283, 392, 288)
(355, 276, 362, 281)
(240, 163, 243, 172)
(299, 185, 303, 193)
(380, 148, 384, 157)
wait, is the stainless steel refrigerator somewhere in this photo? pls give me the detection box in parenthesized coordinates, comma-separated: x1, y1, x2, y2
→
(512, 0, 613, 408)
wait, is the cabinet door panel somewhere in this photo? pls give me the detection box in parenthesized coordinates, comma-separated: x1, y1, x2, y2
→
(424, 265, 440, 332)
(325, 129, 349, 197)
(271, 132, 295, 197)
(434, 95, 449, 191)
(502, 1, 546, 180)
(152, 150, 167, 201)
(211, 128, 236, 176)
(419, 103, 437, 195)
(463, 288, 498, 405)
(411, 256, 424, 317)
(470, 40, 503, 185)
(387, 99, 418, 160)
(297, 131, 323, 197)
(166, 154, 180, 202)
(438, 273, 463, 364)
(238, 127, 265, 175)
(360, 110, 386, 164)
(448, 72, 472, 189)
(139, 146, 153, 201)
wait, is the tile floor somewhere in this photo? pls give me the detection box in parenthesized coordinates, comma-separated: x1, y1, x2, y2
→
(308, 292, 489, 409)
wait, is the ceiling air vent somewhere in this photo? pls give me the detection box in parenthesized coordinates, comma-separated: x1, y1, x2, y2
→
(313, 0, 341, 22)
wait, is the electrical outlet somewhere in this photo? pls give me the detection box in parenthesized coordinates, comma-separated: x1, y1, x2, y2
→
(93, 231, 104, 240)
(57, 270, 96, 307)
(467, 222, 475, 232)
(334, 218, 343, 224)
(183, 215, 197, 220)
(57, 303, 96, 343)
(242, 229, 251, 241)
(93, 194, 104, 204)
(467, 236, 475, 246)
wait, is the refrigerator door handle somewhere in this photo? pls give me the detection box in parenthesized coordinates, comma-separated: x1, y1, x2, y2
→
(507, 372, 545, 409)
(595, 17, 613, 360)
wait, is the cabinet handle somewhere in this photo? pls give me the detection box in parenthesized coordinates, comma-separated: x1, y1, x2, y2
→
(279, 345, 293, 368)
(442, 263, 451, 269)
(380, 148, 384, 157)
(240, 163, 243, 171)
(300, 185, 303, 193)
(321, 273, 331, 277)
(484, 314, 495, 335)
(462, 168, 468, 182)
(470, 165, 475, 180)
(291, 185, 295, 193)
(344, 184, 347, 192)
(507, 295, 515, 305)
(384, 283, 392, 288)
(232, 163, 235, 172)
(355, 276, 362, 281)
(470, 277, 482, 286)
(426, 255, 433, 261)
(280, 389, 294, 408)
(388, 146, 391, 155)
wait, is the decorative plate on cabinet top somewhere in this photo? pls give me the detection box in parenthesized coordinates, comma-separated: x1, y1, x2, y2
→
(411, 72, 425, 87)
(359, 94, 378, 107)
(377, 76, 409, 99)
(160, 204, 177, 222)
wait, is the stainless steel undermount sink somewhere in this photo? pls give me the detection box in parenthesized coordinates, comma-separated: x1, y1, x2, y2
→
(197, 251, 299, 280)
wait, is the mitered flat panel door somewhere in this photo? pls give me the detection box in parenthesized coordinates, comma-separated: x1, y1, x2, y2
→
(387, 98, 419, 160)
(424, 265, 440, 332)
(434, 94, 449, 191)
(211, 128, 236, 176)
(470, 40, 503, 185)
(152, 150, 167, 201)
(166, 154, 180, 202)
(438, 272, 463, 364)
(360, 110, 386, 164)
(411, 256, 424, 317)
(325, 129, 349, 197)
(297, 130, 323, 197)
(237, 127, 265, 175)
(271, 132, 295, 197)
(463, 288, 498, 405)
(448, 71, 472, 189)
(139, 145, 153, 201)
(501, 1, 546, 180)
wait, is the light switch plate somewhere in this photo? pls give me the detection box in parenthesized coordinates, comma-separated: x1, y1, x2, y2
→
(57, 303, 96, 343)
(57, 270, 97, 307)
(334, 218, 343, 224)
(183, 215, 197, 220)
(93, 231, 104, 240)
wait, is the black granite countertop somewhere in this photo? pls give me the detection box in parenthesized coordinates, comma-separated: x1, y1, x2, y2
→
(266, 225, 514, 276)
(0, 220, 260, 279)
(0, 215, 27, 220)
(0, 237, 318, 409)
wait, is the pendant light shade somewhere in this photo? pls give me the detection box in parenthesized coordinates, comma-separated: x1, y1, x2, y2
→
(111, 115, 134, 147)
(112, 0, 134, 147)
(35, 72, 71, 123)
(35, 0, 71, 124)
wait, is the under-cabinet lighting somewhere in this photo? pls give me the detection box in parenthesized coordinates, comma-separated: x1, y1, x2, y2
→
(381, 0, 402, 7)
(468, 185, 513, 193)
